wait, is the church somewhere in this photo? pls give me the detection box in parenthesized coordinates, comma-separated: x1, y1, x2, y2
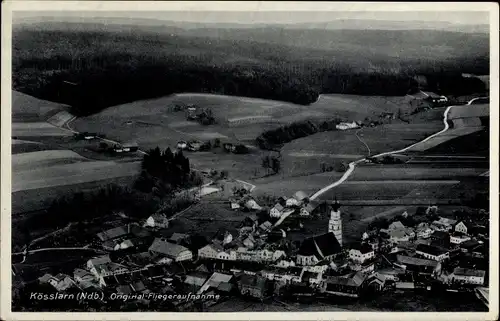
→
(296, 200, 343, 266)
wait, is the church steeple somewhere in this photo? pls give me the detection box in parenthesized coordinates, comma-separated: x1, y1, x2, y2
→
(328, 197, 342, 247)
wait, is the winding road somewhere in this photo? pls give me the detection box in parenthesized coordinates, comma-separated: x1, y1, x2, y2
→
(309, 97, 487, 201)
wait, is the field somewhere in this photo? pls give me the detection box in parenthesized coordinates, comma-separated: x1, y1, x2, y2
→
(13, 158, 140, 192)
(71, 93, 416, 179)
(12, 90, 69, 122)
(11, 175, 138, 214)
(12, 122, 73, 137)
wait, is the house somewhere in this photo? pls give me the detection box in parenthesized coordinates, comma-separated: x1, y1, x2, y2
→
(198, 243, 226, 260)
(302, 271, 323, 286)
(451, 268, 486, 286)
(386, 228, 413, 244)
(244, 199, 262, 211)
(198, 272, 234, 295)
(285, 197, 299, 207)
(148, 238, 193, 262)
(450, 232, 471, 245)
(213, 228, 237, 245)
(300, 201, 320, 217)
(223, 143, 236, 152)
(321, 271, 367, 298)
(349, 243, 375, 264)
(122, 142, 139, 152)
(188, 140, 202, 151)
(431, 217, 457, 232)
(336, 121, 359, 131)
(39, 273, 75, 291)
(416, 244, 450, 261)
(73, 268, 96, 285)
(296, 232, 342, 266)
(184, 272, 211, 292)
(144, 213, 169, 229)
(242, 235, 256, 249)
(237, 274, 267, 300)
(416, 222, 434, 239)
(396, 255, 440, 275)
(455, 221, 471, 235)
(430, 231, 450, 248)
(277, 196, 288, 206)
(87, 255, 112, 271)
(177, 141, 188, 150)
(169, 233, 190, 245)
(261, 266, 303, 284)
(241, 213, 259, 227)
(259, 221, 273, 233)
(270, 203, 285, 218)
(388, 221, 405, 231)
(460, 240, 482, 253)
(230, 198, 241, 210)
(375, 267, 404, 281)
(293, 191, 309, 204)
(89, 262, 130, 281)
(96, 226, 129, 242)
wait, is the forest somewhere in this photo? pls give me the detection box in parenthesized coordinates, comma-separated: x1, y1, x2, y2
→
(12, 23, 489, 116)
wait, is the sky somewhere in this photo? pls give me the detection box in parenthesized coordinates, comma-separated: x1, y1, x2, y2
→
(13, 11, 489, 26)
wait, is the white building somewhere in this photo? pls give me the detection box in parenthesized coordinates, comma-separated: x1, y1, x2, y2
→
(336, 121, 359, 131)
(451, 268, 486, 286)
(144, 213, 169, 229)
(455, 221, 470, 235)
(416, 244, 449, 262)
(450, 233, 471, 245)
(270, 203, 284, 218)
(349, 243, 375, 264)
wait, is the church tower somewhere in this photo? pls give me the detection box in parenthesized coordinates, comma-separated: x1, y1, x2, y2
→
(328, 199, 342, 247)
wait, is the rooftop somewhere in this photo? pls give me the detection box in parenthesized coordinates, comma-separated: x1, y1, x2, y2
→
(396, 255, 438, 267)
(453, 268, 486, 278)
(149, 238, 191, 258)
(416, 244, 449, 256)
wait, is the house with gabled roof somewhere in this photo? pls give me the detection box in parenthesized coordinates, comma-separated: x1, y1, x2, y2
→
(144, 213, 169, 229)
(148, 238, 193, 262)
(296, 232, 342, 266)
(321, 271, 367, 298)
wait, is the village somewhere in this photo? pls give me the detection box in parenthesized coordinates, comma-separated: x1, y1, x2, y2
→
(26, 183, 490, 312)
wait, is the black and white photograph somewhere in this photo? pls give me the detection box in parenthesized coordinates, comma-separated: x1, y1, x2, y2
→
(1, 1, 498, 319)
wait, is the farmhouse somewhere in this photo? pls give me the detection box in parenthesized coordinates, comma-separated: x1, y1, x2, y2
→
(451, 268, 486, 286)
(415, 222, 434, 239)
(87, 255, 112, 271)
(460, 240, 482, 253)
(177, 141, 188, 150)
(198, 272, 234, 295)
(450, 232, 471, 245)
(336, 121, 360, 131)
(300, 201, 321, 217)
(293, 191, 309, 204)
(148, 238, 193, 262)
(198, 243, 226, 260)
(122, 142, 139, 152)
(349, 243, 375, 264)
(270, 203, 285, 218)
(455, 221, 471, 235)
(296, 232, 342, 266)
(395, 255, 440, 275)
(238, 274, 267, 300)
(39, 273, 75, 292)
(144, 213, 169, 229)
(416, 244, 450, 262)
(321, 272, 367, 298)
(169, 233, 190, 245)
(96, 226, 130, 242)
(388, 221, 405, 230)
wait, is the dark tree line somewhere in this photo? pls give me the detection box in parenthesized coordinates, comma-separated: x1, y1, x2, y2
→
(12, 28, 489, 117)
(256, 118, 341, 150)
(134, 147, 203, 195)
(25, 185, 159, 231)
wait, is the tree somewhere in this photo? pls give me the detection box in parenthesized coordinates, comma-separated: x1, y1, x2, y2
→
(262, 156, 271, 175)
(270, 157, 281, 174)
(213, 138, 221, 148)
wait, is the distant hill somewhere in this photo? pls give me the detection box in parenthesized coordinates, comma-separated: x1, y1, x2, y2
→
(13, 15, 489, 34)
